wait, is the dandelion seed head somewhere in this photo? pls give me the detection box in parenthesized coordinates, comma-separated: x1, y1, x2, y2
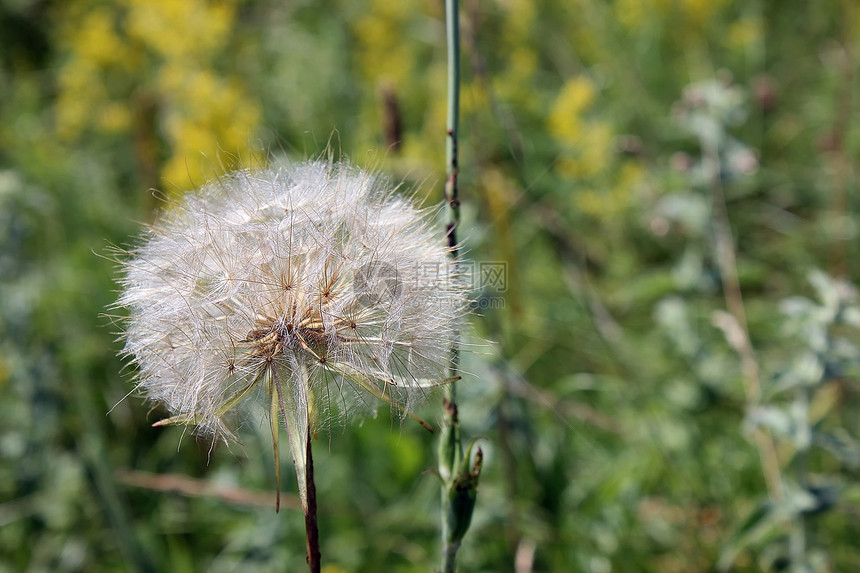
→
(118, 160, 466, 439)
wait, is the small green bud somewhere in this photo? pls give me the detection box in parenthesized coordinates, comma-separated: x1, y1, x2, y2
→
(445, 442, 483, 545)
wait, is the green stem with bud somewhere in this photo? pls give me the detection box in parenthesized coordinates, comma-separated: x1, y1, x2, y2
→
(439, 1, 481, 571)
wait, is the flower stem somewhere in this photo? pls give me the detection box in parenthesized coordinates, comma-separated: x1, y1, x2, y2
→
(304, 430, 321, 573)
(444, 0, 461, 255)
(440, 2, 481, 572)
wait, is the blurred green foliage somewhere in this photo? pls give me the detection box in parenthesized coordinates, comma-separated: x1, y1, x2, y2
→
(2, 0, 860, 571)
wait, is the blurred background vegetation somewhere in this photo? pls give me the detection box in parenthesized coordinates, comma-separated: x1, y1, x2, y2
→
(2, 0, 860, 571)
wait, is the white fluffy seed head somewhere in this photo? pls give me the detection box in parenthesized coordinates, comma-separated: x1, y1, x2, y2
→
(118, 160, 467, 439)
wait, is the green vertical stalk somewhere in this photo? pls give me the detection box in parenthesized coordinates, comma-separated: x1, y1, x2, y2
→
(73, 372, 155, 573)
(444, 0, 461, 257)
(439, 1, 481, 572)
(440, 0, 462, 478)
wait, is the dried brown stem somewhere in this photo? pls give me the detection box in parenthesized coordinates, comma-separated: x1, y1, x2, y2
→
(304, 431, 321, 573)
(115, 469, 300, 510)
(707, 145, 784, 501)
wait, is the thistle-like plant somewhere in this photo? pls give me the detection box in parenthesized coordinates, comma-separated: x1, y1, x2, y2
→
(116, 159, 466, 568)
